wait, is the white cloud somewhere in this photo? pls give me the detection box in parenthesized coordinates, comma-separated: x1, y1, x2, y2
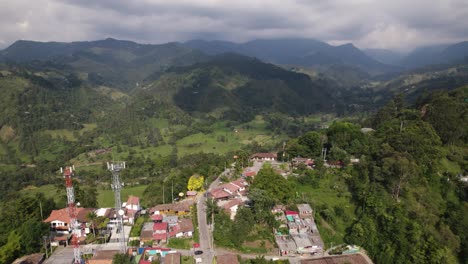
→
(0, 0, 467, 50)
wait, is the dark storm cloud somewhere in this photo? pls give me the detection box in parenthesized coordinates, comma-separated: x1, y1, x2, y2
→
(0, 0, 467, 51)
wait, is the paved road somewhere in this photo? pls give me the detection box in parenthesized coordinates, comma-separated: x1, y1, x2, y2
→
(43, 246, 74, 264)
(195, 169, 226, 264)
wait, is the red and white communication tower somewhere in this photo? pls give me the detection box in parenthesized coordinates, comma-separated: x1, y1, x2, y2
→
(61, 166, 82, 264)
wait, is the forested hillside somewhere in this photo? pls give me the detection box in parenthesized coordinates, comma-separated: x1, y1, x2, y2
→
(279, 87, 467, 263)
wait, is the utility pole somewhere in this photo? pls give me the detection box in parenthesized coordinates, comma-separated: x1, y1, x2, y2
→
(43, 236, 48, 259)
(107, 161, 127, 254)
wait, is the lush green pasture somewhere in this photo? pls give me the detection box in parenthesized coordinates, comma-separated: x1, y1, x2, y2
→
(292, 169, 356, 247)
(97, 185, 147, 207)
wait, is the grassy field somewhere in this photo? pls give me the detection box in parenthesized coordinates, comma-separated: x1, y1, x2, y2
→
(20, 184, 63, 204)
(167, 237, 193, 249)
(97, 185, 147, 207)
(19, 184, 148, 208)
(292, 169, 356, 247)
(43, 123, 97, 141)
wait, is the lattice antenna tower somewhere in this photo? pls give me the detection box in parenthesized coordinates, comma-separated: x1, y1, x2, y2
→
(107, 161, 127, 253)
(61, 166, 82, 264)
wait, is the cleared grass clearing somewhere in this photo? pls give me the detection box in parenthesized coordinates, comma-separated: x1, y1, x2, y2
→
(97, 185, 147, 208)
(43, 123, 97, 141)
(292, 169, 356, 246)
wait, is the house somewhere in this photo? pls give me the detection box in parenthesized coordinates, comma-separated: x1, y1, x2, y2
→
(140, 222, 154, 243)
(209, 179, 248, 201)
(88, 250, 119, 264)
(149, 200, 194, 216)
(43, 207, 95, 236)
(124, 196, 141, 211)
(186, 191, 197, 200)
(175, 218, 193, 238)
(151, 214, 163, 222)
(139, 247, 172, 264)
(243, 170, 257, 177)
(164, 252, 181, 264)
(123, 196, 141, 224)
(153, 222, 168, 242)
(300, 254, 371, 264)
(275, 235, 297, 256)
(249, 152, 277, 162)
(216, 254, 239, 264)
(208, 188, 231, 201)
(163, 215, 179, 226)
(297, 204, 313, 218)
(222, 199, 243, 220)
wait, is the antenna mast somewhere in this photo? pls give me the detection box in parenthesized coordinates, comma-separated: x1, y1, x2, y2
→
(62, 166, 82, 264)
(107, 161, 127, 253)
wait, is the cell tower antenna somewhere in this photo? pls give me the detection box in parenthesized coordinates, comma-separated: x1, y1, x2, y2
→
(62, 166, 82, 264)
(108, 161, 127, 253)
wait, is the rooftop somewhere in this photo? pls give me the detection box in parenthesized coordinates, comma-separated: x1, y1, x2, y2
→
(250, 152, 277, 159)
(153, 222, 168, 231)
(217, 254, 240, 264)
(300, 254, 371, 264)
(43, 207, 96, 224)
(164, 252, 181, 264)
(149, 200, 194, 214)
(127, 195, 140, 205)
(297, 204, 313, 213)
(90, 250, 120, 260)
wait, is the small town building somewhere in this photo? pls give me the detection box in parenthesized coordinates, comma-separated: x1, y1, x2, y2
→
(249, 152, 277, 162)
(163, 252, 181, 264)
(150, 200, 194, 216)
(186, 191, 197, 200)
(43, 207, 95, 236)
(297, 204, 313, 218)
(88, 250, 119, 264)
(140, 222, 154, 243)
(222, 198, 243, 220)
(175, 218, 194, 238)
(153, 222, 168, 243)
(139, 247, 172, 264)
(216, 254, 240, 264)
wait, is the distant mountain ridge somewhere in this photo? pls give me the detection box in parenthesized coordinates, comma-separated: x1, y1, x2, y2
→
(0, 38, 209, 90)
(183, 38, 396, 74)
(400, 42, 468, 68)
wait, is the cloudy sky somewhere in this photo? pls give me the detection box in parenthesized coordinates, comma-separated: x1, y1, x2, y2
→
(0, 0, 467, 51)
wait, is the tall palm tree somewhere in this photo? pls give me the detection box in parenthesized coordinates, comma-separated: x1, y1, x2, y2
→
(86, 212, 97, 237)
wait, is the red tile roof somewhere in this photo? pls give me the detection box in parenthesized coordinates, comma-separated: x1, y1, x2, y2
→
(149, 200, 194, 214)
(217, 254, 240, 264)
(223, 199, 243, 210)
(222, 183, 241, 193)
(244, 171, 256, 177)
(153, 233, 167, 240)
(153, 222, 168, 231)
(232, 178, 248, 187)
(127, 195, 140, 205)
(209, 188, 231, 199)
(44, 208, 95, 224)
(285, 210, 299, 216)
(152, 214, 163, 221)
(178, 218, 194, 233)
